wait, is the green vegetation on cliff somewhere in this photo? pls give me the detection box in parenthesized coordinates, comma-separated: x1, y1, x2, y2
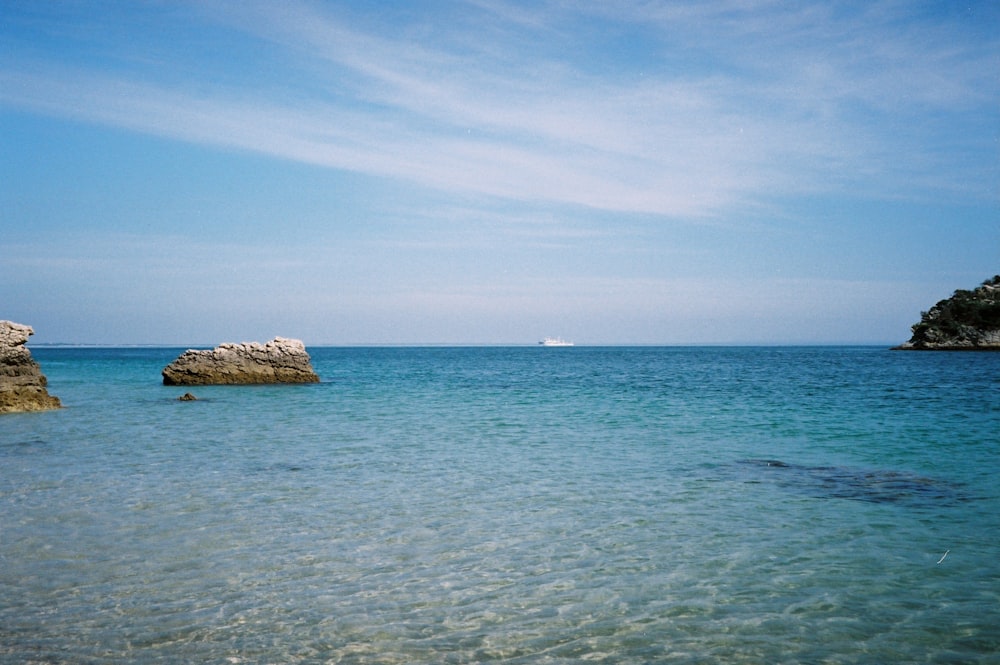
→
(899, 275, 1000, 349)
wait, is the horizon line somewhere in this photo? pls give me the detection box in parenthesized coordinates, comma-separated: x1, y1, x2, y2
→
(28, 341, 902, 349)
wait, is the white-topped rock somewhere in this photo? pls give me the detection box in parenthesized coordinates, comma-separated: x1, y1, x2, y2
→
(0, 320, 62, 414)
(162, 337, 320, 385)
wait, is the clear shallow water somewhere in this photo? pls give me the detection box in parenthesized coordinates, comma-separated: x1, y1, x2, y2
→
(1, 346, 998, 663)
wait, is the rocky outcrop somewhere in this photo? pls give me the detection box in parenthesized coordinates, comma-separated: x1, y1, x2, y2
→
(162, 337, 320, 385)
(0, 320, 62, 414)
(895, 275, 1000, 350)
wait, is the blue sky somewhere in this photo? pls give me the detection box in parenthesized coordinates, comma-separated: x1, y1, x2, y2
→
(2, 1, 997, 345)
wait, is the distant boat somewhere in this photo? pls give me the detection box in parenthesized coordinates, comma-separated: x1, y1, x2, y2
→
(540, 337, 574, 347)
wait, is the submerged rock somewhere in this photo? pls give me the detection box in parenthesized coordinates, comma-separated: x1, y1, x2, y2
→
(0, 320, 62, 414)
(162, 337, 320, 386)
(734, 459, 966, 507)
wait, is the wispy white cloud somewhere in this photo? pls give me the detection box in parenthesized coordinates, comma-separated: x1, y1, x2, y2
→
(3, 0, 995, 225)
(0, 2, 997, 223)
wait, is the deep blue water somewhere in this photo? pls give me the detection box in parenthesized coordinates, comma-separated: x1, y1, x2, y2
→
(1, 346, 998, 663)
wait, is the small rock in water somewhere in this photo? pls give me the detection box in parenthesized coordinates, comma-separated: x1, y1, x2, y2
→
(162, 337, 320, 385)
(178, 392, 197, 401)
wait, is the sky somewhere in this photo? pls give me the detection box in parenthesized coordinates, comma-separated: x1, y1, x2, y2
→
(2, 0, 998, 346)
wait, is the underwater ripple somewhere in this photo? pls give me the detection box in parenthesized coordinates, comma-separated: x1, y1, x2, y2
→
(1, 346, 998, 663)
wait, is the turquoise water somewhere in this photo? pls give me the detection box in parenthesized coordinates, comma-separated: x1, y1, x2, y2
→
(1, 346, 998, 663)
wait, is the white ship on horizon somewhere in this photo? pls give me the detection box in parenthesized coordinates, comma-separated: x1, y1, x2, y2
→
(539, 337, 574, 347)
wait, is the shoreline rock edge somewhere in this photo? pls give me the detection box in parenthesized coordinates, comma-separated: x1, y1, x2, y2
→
(162, 337, 320, 385)
(894, 275, 1000, 351)
(0, 320, 62, 414)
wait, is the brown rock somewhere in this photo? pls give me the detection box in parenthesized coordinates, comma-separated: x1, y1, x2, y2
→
(0, 320, 62, 414)
(162, 337, 320, 385)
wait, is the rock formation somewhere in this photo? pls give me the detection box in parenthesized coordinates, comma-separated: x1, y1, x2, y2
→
(895, 275, 1000, 350)
(0, 320, 62, 414)
(162, 337, 320, 385)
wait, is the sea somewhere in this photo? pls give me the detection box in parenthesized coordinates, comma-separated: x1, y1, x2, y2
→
(1, 346, 997, 664)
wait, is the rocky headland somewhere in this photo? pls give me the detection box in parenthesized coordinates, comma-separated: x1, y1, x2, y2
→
(0, 320, 62, 414)
(894, 275, 1000, 350)
(162, 337, 320, 385)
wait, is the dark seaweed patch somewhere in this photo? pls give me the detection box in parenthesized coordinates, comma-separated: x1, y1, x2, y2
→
(735, 459, 969, 507)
